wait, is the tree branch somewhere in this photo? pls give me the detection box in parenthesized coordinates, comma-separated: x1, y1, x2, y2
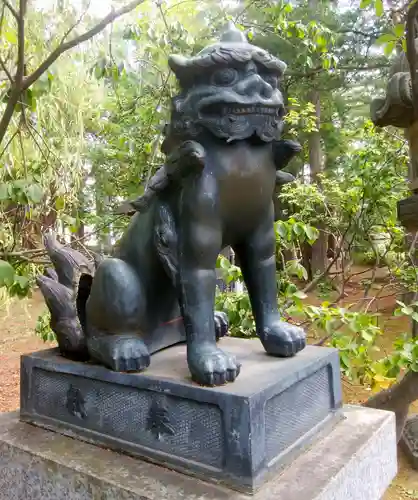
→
(0, 0, 25, 146)
(15, 0, 25, 85)
(286, 63, 391, 78)
(0, 2, 5, 36)
(22, 0, 146, 91)
(59, 0, 92, 46)
(0, 54, 12, 83)
(0, 0, 146, 147)
(1, 0, 18, 20)
(336, 28, 381, 38)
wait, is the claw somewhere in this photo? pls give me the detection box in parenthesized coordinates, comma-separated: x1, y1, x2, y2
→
(260, 318, 306, 358)
(188, 345, 240, 387)
(88, 335, 150, 373)
(214, 311, 229, 340)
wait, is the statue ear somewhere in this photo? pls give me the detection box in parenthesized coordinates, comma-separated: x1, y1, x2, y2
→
(168, 54, 189, 81)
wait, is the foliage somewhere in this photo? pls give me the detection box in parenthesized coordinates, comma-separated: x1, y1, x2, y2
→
(0, 0, 416, 411)
(280, 121, 408, 261)
(35, 309, 56, 343)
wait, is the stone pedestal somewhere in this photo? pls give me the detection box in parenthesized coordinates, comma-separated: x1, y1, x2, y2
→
(0, 406, 396, 500)
(20, 338, 342, 493)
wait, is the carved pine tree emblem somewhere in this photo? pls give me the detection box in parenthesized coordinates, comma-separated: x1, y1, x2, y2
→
(147, 399, 175, 441)
(66, 385, 87, 419)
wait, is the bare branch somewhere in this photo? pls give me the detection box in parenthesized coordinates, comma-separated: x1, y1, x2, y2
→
(287, 63, 391, 78)
(0, 54, 12, 82)
(0, 3, 15, 83)
(15, 0, 25, 84)
(0, 2, 6, 36)
(0, 128, 17, 159)
(59, 0, 92, 46)
(1, 0, 18, 20)
(0, 0, 26, 145)
(22, 0, 146, 91)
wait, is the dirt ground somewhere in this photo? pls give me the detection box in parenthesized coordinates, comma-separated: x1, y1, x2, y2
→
(0, 279, 417, 498)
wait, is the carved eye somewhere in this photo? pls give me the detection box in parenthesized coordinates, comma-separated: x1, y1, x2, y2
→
(212, 68, 238, 86)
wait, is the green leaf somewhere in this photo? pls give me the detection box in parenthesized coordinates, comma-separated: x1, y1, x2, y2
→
(305, 225, 319, 243)
(325, 320, 334, 334)
(293, 290, 308, 300)
(384, 41, 396, 56)
(4, 29, 17, 44)
(26, 184, 43, 204)
(393, 24, 405, 38)
(26, 88, 36, 112)
(0, 260, 15, 287)
(375, 33, 396, 45)
(220, 257, 231, 270)
(293, 223, 304, 236)
(362, 330, 374, 342)
(14, 275, 29, 289)
(276, 222, 288, 239)
(402, 306, 414, 316)
(315, 35, 327, 48)
(360, 0, 373, 8)
(375, 0, 384, 17)
(340, 351, 351, 368)
(0, 183, 8, 201)
(55, 196, 65, 211)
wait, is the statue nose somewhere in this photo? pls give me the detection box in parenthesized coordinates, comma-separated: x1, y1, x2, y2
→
(236, 74, 273, 97)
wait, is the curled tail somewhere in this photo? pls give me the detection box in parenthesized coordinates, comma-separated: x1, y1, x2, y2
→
(36, 235, 97, 360)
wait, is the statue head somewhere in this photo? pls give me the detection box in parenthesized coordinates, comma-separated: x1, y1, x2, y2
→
(167, 23, 286, 143)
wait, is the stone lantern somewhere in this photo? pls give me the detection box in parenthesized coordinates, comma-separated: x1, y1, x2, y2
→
(370, 43, 418, 469)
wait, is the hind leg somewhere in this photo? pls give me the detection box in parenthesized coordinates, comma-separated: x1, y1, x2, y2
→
(85, 258, 150, 372)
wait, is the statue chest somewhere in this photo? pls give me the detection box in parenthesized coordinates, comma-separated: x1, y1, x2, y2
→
(208, 143, 276, 225)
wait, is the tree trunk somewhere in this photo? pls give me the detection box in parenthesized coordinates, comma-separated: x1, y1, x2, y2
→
(308, 88, 328, 277)
(71, 188, 85, 247)
(364, 371, 418, 441)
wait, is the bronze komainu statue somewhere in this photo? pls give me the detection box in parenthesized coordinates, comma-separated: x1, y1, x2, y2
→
(38, 24, 306, 386)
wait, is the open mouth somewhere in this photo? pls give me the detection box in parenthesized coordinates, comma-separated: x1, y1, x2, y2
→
(201, 103, 283, 118)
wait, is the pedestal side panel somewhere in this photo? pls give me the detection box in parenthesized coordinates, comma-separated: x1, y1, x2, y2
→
(31, 368, 224, 469)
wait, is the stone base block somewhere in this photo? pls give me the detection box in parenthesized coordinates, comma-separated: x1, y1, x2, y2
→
(20, 338, 342, 493)
(400, 414, 418, 469)
(0, 406, 396, 500)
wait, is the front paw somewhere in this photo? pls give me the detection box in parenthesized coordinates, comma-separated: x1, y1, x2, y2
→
(88, 335, 150, 372)
(188, 343, 240, 387)
(259, 319, 306, 357)
(214, 311, 229, 340)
